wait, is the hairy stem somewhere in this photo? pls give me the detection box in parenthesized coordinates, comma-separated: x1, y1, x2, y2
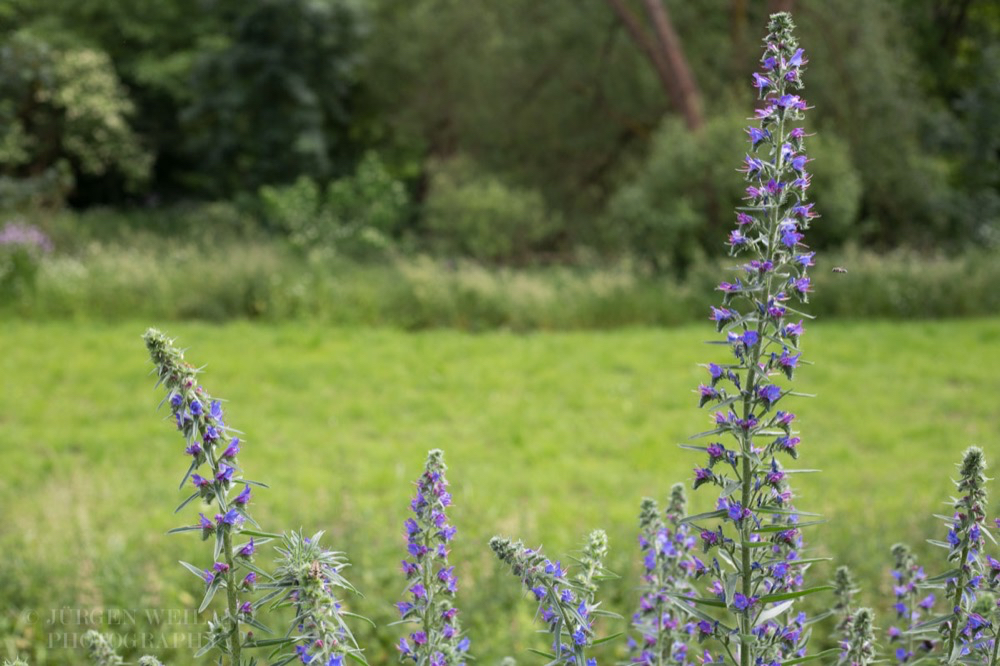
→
(944, 541, 970, 659)
(223, 529, 241, 664)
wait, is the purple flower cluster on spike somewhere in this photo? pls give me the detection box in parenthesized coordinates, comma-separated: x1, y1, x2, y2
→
(490, 536, 601, 666)
(936, 447, 999, 662)
(886, 544, 936, 663)
(144, 328, 261, 663)
(687, 13, 821, 666)
(628, 486, 704, 666)
(396, 450, 471, 666)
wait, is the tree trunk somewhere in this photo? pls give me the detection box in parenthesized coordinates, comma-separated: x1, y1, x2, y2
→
(640, 0, 703, 131)
(603, 0, 704, 131)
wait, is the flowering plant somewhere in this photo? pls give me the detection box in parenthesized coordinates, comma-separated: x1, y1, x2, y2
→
(490, 531, 615, 666)
(681, 12, 828, 666)
(395, 450, 472, 666)
(6, 13, 996, 666)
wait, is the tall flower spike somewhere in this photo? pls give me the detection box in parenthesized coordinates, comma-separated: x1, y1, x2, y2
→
(832, 565, 857, 632)
(270, 531, 368, 666)
(396, 450, 471, 666)
(490, 536, 603, 666)
(839, 608, 877, 666)
(684, 13, 824, 666)
(886, 544, 935, 664)
(83, 630, 123, 666)
(628, 489, 698, 666)
(144, 328, 267, 663)
(937, 447, 992, 663)
(576, 530, 610, 603)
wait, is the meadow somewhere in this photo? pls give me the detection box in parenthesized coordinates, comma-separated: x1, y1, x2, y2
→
(2, 318, 999, 664)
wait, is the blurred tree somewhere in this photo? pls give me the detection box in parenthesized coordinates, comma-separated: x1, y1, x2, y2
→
(182, 0, 368, 196)
(0, 33, 152, 208)
(603, 0, 703, 130)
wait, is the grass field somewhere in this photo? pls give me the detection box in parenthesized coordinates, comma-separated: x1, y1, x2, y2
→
(2, 319, 999, 665)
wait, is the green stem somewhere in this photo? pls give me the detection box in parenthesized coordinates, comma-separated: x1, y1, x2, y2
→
(223, 529, 242, 665)
(944, 542, 970, 660)
(989, 622, 1000, 666)
(420, 527, 434, 659)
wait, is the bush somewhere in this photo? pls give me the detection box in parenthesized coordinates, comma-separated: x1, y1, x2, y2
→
(423, 156, 561, 263)
(259, 152, 408, 258)
(604, 113, 862, 272)
(0, 33, 151, 207)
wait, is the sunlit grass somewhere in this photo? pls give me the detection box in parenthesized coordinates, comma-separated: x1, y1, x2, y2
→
(1, 319, 998, 664)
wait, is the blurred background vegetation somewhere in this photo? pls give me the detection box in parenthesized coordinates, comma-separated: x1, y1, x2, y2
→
(0, 0, 997, 325)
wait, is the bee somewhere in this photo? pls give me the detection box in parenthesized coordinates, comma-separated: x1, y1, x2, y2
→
(831, 267, 848, 274)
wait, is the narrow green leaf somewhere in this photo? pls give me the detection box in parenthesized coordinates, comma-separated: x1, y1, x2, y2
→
(781, 648, 839, 665)
(244, 638, 295, 649)
(174, 491, 201, 514)
(592, 632, 623, 646)
(167, 526, 202, 535)
(759, 585, 832, 604)
(681, 509, 727, 525)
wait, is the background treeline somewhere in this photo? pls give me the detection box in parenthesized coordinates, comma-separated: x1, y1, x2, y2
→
(0, 0, 998, 321)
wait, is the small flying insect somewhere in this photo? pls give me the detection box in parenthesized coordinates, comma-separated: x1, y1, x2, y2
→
(831, 266, 848, 274)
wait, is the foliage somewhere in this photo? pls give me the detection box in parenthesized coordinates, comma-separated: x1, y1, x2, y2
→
(423, 156, 561, 263)
(181, 0, 368, 196)
(0, 33, 151, 207)
(604, 112, 860, 273)
(259, 152, 407, 258)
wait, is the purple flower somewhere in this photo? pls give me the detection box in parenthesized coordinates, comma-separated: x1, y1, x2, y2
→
(169, 393, 184, 408)
(217, 509, 243, 528)
(694, 467, 713, 489)
(215, 464, 235, 483)
(732, 593, 758, 611)
(752, 73, 771, 89)
(199, 513, 214, 534)
(795, 252, 816, 267)
(710, 306, 734, 323)
(238, 538, 255, 558)
(190, 400, 203, 417)
(790, 276, 811, 295)
(747, 127, 770, 147)
(222, 438, 240, 459)
(234, 484, 252, 506)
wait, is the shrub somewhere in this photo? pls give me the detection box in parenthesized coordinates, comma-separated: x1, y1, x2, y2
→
(605, 112, 861, 273)
(259, 152, 408, 258)
(423, 156, 561, 263)
(0, 33, 151, 208)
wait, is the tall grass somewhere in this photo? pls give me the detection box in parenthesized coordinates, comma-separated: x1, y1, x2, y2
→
(6, 233, 1000, 328)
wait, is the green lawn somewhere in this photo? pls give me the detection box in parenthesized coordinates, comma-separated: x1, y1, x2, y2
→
(2, 319, 999, 664)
